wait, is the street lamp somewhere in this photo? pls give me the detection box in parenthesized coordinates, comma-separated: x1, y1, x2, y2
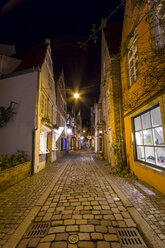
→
(74, 93, 79, 99)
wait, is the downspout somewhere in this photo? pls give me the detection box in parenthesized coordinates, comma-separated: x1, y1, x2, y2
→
(31, 67, 40, 174)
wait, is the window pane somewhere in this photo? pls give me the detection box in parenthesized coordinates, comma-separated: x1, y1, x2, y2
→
(156, 147, 165, 168)
(143, 129, 153, 145)
(145, 147, 155, 164)
(151, 106, 162, 127)
(153, 127, 165, 146)
(134, 116, 142, 131)
(135, 131, 143, 145)
(137, 146, 145, 161)
(142, 112, 151, 129)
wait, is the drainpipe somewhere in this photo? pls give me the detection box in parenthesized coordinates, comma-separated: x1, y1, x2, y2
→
(31, 67, 40, 174)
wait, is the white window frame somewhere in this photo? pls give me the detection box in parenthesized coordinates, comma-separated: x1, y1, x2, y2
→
(133, 105, 165, 169)
(127, 32, 139, 87)
(152, 0, 165, 49)
(40, 131, 49, 154)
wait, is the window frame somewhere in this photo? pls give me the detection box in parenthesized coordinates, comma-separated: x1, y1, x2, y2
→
(151, 0, 165, 50)
(127, 31, 139, 88)
(132, 104, 165, 170)
(40, 130, 49, 154)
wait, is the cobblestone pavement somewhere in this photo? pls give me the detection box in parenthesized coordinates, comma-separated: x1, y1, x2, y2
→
(17, 152, 141, 248)
(94, 155, 165, 246)
(0, 157, 69, 248)
(1, 151, 165, 248)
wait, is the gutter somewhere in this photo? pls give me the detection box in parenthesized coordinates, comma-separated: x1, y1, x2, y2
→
(31, 67, 40, 174)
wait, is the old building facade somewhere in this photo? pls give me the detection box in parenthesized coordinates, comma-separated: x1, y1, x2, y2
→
(0, 40, 57, 173)
(100, 23, 125, 166)
(120, 0, 165, 193)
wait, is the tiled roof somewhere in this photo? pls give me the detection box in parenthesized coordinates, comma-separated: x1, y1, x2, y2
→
(103, 23, 122, 55)
(14, 43, 48, 71)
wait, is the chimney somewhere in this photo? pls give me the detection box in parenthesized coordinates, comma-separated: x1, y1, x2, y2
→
(45, 38, 51, 45)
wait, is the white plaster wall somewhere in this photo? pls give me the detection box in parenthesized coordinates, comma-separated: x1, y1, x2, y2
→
(0, 71, 38, 158)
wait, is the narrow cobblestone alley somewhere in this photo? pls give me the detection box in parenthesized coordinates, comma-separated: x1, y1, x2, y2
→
(1, 151, 165, 248)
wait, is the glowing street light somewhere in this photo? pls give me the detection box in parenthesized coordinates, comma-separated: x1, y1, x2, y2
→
(74, 93, 79, 99)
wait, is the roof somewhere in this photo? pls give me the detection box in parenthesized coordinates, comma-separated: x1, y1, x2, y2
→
(103, 23, 122, 55)
(14, 43, 48, 71)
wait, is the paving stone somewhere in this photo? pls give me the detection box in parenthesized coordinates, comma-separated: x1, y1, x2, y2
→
(83, 215, 94, 219)
(101, 220, 111, 226)
(97, 241, 110, 248)
(103, 215, 115, 220)
(104, 234, 118, 241)
(78, 233, 90, 240)
(40, 234, 55, 242)
(64, 219, 75, 225)
(48, 226, 65, 234)
(66, 225, 79, 232)
(52, 220, 64, 226)
(76, 220, 87, 225)
(95, 225, 108, 233)
(37, 242, 51, 248)
(78, 241, 95, 248)
(73, 215, 82, 220)
(27, 237, 40, 247)
(91, 232, 103, 240)
(52, 215, 62, 220)
(43, 212, 53, 221)
(125, 219, 136, 227)
(111, 243, 121, 248)
(55, 233, 68, 241)
(68, 244, 78, 248)
(51, 241, 67, 248)
(80, 225, 94, 232)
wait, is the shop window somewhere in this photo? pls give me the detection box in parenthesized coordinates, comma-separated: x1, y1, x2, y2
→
(40, 131, 48, 154)
(133, 105, 165, 169)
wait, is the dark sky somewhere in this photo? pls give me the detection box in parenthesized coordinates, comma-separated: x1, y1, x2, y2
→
(0, 0, 124, 119)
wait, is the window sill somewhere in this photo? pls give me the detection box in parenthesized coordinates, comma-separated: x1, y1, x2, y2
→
(134, 161, 165, 177)
(39, 150, 50, 155)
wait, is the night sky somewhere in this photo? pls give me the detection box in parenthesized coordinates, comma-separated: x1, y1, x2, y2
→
(0, 0, 124, 119)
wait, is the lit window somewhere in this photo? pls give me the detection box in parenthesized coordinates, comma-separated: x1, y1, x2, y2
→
(133, 105, 165, 169)
(99, 136, 103, 152)
(40, 131, 48, 154)
(127, 32, 139, 87)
